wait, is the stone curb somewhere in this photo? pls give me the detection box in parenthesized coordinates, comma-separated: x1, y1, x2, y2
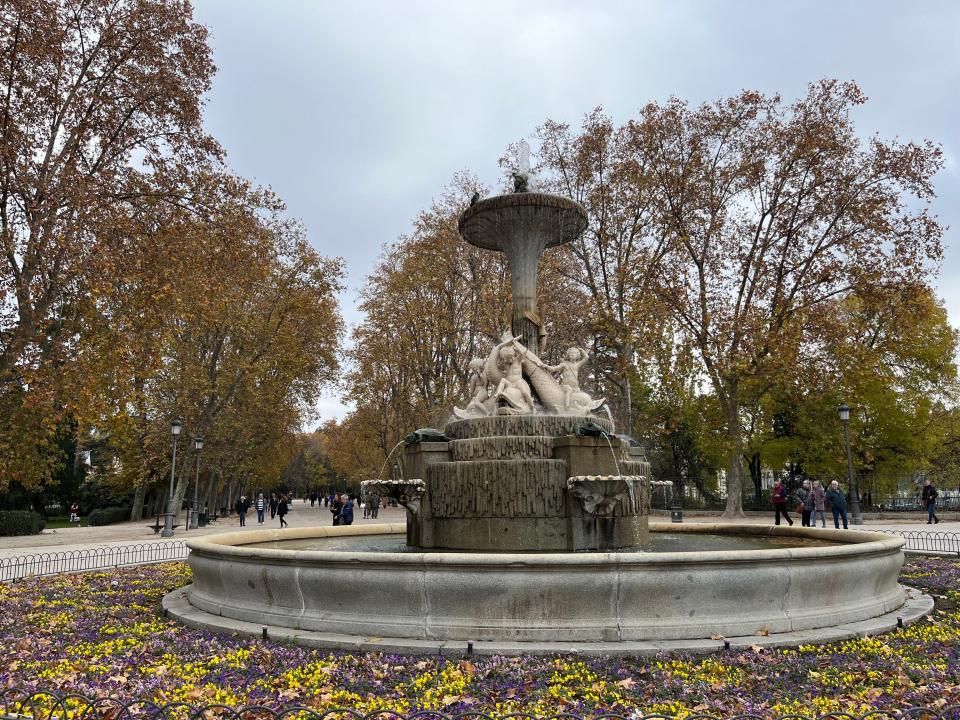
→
(163, 584, 933, 657)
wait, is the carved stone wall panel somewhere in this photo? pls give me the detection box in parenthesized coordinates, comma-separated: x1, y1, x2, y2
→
(445, 414, 613, 440)
(449, 436, 555, 461)
(427, 459, 567, 518)
(621, 459, 651, 479)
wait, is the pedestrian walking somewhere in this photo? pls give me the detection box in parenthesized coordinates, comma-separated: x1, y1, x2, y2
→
(362, 493, 370, 519)
(772, 480, 793, 526)
(797, 479, 813, 527)
(69, 502, 80, 523)
(269, 493, 278, 519)
(340, 495, 355, 526)
(826, 480, 849, 529)
(278, 494, 289, 528)
(235, 495, 249, 527)
(811, 480, 827, 527)
(330, 493, 343, 526)
(369, 492, 380, 519)
(921, 479, 940, 524)
(255, 493, 266, 525)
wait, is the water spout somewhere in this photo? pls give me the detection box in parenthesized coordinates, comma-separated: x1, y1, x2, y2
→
(601, 433, 621, 477)
(377, 440, 405, 481)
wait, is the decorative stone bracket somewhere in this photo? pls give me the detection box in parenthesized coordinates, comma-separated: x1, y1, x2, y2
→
(567, 475, 645, 517)
(360, 479, 427, 515)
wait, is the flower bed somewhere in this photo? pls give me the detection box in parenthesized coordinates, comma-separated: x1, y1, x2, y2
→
(0, 558, 958, 717)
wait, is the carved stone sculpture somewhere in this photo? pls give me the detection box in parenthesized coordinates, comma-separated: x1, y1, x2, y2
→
(491, 335, 534, 414)
(454, 358, 495, 419)
(536, 347, 605, 414)
(455, 332, 605, 418)
(567, 475, 644, 516)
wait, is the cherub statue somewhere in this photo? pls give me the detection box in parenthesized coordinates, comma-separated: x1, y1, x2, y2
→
(491, 334, 534, 414)
(454, 357, 495, 419)
(537, 346, 603, 414)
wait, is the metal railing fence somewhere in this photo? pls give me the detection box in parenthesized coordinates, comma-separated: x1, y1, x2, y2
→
(0, 689, 958, 720)
(883, 530, 960, 556)
(0, 541, 188, 582)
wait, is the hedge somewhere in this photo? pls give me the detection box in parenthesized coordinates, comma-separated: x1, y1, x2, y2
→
(0, 510, 46, 536)
(87, 506, 130, 526)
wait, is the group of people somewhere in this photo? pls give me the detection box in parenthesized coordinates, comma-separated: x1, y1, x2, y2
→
(771, 479, 851, 529)
(235, 492, 290, 528)
(230, 489, 389, 529)
(772, 477, 943, 528)
(362, 492, 381, 519)
(328, 493, 355, 526)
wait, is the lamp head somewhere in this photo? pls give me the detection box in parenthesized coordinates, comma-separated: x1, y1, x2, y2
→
(193, 437, 203, 451)
(838, 404, 850, 422)
(171, 419, 182, 436)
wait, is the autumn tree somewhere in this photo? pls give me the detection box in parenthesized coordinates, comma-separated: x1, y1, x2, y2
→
(100, 174, 344, 519)
(629, 80, 943, 516)
(0, 0, 217, 489)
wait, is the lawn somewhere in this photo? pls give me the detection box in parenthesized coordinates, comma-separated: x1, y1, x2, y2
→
(0, 558, 958, 717)
(42, 515, 89, 529)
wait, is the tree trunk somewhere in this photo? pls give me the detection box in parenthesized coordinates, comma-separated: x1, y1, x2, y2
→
(130, 483, 146, 522)
(722, 381, 745, 517)
(173, 460, 190, 524)
(749, 453, 763, 507)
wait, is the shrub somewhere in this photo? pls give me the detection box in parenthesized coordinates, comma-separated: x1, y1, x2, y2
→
(87, 506, 130, 526)
(0, 510, 46, 536)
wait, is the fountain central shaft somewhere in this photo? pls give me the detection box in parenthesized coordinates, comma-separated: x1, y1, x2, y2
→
(458, 192, 588, 355)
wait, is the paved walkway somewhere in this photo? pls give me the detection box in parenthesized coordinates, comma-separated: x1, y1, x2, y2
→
(0, 502, 408, 558)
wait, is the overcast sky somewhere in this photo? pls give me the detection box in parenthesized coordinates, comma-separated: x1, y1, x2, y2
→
(191, 0, 960, 422)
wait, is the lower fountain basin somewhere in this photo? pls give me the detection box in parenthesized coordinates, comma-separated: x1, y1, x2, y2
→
(170, 523, 914, 652)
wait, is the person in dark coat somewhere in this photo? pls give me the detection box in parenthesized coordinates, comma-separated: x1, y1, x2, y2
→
(330, 494, 343, 526)
(826, 480, 848, 529)
(269, 493, 278, 519)
(235, 495, 249, 527)
(771, 480, 793, 526)
(277, 494, 289, 528)
(798, 479, 813, 527)
(340, 495, 355, 526)
(921, 479, 940, 524)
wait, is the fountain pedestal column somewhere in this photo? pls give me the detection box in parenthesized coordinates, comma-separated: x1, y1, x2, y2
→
(458, 192, 587, 357)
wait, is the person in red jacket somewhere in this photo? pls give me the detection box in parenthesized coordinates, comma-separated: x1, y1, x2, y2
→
(771, 480, 794, 526)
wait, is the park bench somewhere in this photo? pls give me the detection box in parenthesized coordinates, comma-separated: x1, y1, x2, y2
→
(146, 515, 180, 534)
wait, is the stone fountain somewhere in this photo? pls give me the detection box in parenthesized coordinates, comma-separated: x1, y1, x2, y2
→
(383, 182, 650, 552)
(166, 161, 926, 654)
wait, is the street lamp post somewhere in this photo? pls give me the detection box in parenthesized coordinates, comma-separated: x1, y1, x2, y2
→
(162, 419, 182, 538)
(838, 403, 863, 525)
(190, 437, 203, 530)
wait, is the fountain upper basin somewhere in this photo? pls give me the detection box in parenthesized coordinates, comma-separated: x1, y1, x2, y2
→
(172, 522, 910, 652)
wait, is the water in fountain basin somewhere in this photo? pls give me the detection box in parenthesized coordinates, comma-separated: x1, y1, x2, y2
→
(242, 532, 835, 554)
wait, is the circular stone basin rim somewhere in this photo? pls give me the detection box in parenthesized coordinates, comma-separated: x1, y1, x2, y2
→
(185, 522, 904, 566)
